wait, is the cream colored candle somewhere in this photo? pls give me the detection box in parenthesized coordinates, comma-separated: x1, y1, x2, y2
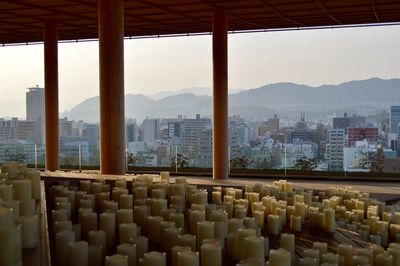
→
(323, 208, 335, 233)
(88, 245, 103, 266)
(201, 243, 221, 266)
(117, 243, 136, 266)
(72, 224, 81, 241)
(245, 235, 264, 261)
(253, 210, 264, 229)
(133, 205, 149, 227)
(115, 178, 127, 189)
(78, 207, 92, 224)
(91, 182, 103, 194)
(178, 234, 197, 252)
(56, 201, 71, 220)
(321, 252, 339, 265)
(172, 246, 192, 266)
(52, 209, 68, 223)
(141, 251, 166, 266)
(134, 187, 147, 200)
(276, 208, 287, 228)
(227, 218, 243, 234)
(18, 215, 38, 248)
(387, 248, 400, 266)
(119, 194, 133, 210)
(133, 236, 148, 262)
(54, 220, 73, 235)
(68, 241, 88, 266)
(269, 248, 291, 266)
(337, 244, 352, 266)
(375, 253, 393, 266)
(295, 203, 305, 223)
(267, 215, 280, 235)
(81, 212, 97, 240)
(177, 250, 199, 266)
(352, 255, 369, 265)
(170, 212, 185, 230)
(0, 224, 22, 266)
(312, 242, 327, 259)
(99, 212, 116, 247)
(56, 230, 76, 266)
(189, 210, 205, 235)
(104, 200, 118, 213)
(317, 213, 325, 229)
(119, 223, 137, 244)
(197, 221, 214, 250)
(14, 179, 32, 201)
(164, 227, 182, 253)
(159, 221, 175, 248)
(19, 199, 35, 216)
(151, 199, 167, 216)
(79, 180, 91, 194)
(299, 257, 317, 266)
(212, 191, 222, 204)
(117, 209, 133, 226)
(0, 184, 13, 201)
(25, 170, 41, 200)
(227, 231, 240, 260)
(280, 233, 295, 254)
(0, 206, 14, 226)
(147, 216, 163, 244)
(303, 249, 319, 265)
(88, 230, 106, 256)
(290, 215, 302, 232)
(105, 254, 128, 266)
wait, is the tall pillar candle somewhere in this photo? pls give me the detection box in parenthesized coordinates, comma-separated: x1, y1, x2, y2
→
(141, 251, 166, 266)
(117, 209, 133, 226)
(269, 248, 291, 266)
(18, 215, 38, 248)
(14, 179, 32, 200)
(88, 245, 103, 266)
(337, 244, 352, 266)
(0, 225, 22, 266)
(68, 241, 88, 266)
(197, 221, 214, 250)
(81, 212, 97, 240)
(119, 223, 137, 244)
(56, 230, 75, 266)
(245, 236, 264, 261)
(99, 212, 116, 247)
(189, 210, 205, 235)
(177, 234, 196, 252)
(105, 254, 128, 266)
(323, 208, 335, 233)
(119, 194, 133, 210)
(201, 243, 221, 266)
(117, 243, 136, 266)
(267, 215, 280, 235)
(172, 246, 191, 266)
(25, 170, 41, 200)
(177, 250, 199, 266)
(134, 236, 148, 262)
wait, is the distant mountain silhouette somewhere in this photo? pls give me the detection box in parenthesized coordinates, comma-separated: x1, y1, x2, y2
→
(61, 78, 400, 123)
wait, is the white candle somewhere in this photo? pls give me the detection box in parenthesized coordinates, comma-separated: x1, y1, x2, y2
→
(88, 245, 103, 266)
(189, 210, 205, 235)
(375, 253, 393, 266)
(237, 228, 257, 260)
(303, 249, 319, 265)
(68, 241, 88, 266)
(79, 180, 91, 194)
(134, 236, 149, 262)
(177, 234, 197, 252)
(290, 215, 302, 232)
(0, 206, 14, 226)
(18, 215, 38, 248)
(197, 221, 214, 250)
(119, 194, 133, 210)
(19, 199, 35, 217)
(141, 251, 166, 266)
(164, 227, 182, 253)
(228, 218, 243, 234)
(227, 231, 240, 259)
(337, 244, 352, 266)
(56, 230, 75, 266)
(177, 250, 199, 266)
(81, 212, 97, 240)
(115, 178, 127, 189)
(54, 220, 73, 235)
(276, 208, 287, 228)
(52, 209, 68, 223)
(312, 242, 327, 259)
(0, 225, 22, 266)
(0, 184, 13, 201)
(134, 187, 147, 200)
(56, 201, 71, 220)
(352, 255, 369, 266)
(119, 223, 137, 244)
(321, 252, 339, 265)
(172, 246, 191, 266)
(245, 235, 264, 261)
(267, 215, 280, 235)
(105, 254, 128, 266)
(170, 212, 185, 230)
(25, 170, 41, 200)
(117, 209, 133, 226)
(323, 208, 335, 233)
(104, 200, 118, 213)
(212, 191, 222, 204)
(117, 243, 136, 266)
(201, 243, 222, 266)
(280, 233, 295, 254)
(91, 183, 103, 194)
(13, 179, 32, 200)
(299, 257, 317, 266)
(269, 248, 291, 266)
(95, 192, 110, 212)
(99, 212, 116, 247)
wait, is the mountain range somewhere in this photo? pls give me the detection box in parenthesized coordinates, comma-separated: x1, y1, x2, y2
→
(61, 78, 400, 123)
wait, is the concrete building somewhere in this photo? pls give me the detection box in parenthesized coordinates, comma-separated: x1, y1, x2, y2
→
(348, 127, 378, 147)
(326, 129, 345, 171)
(142, 118, 160, 144)
(181, 115, 211, 158)
(390, 106, 400, 134)
(26, 86, 44, 144)
(333, 113, 350, 134)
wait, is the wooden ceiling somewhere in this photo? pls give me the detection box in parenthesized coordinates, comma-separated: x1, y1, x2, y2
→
(1, 0, 400, 44)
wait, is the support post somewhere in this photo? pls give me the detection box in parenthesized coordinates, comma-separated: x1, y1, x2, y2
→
(44, 22, 59, 171)
(98, 0, 125, 175)
(212, 9, 228, 180)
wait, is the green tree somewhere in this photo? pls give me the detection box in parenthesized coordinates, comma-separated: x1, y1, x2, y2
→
(295, 156, 317, 172)
(127, 152, 137, 166)
(370, 146, 385, 173)
(4, 149, 26, 163)
(171, 153, 189, 168)
(230, 156, 254, 169)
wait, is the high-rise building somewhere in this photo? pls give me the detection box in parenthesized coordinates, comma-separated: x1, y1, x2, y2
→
(0, 118, 38, 143)
(326, 129, 345, 171)
(348, 127, 378, 147)
(125, 120, 139, 142)
(265, 114, 280, 134)
(333, 113, 350, 133)
(390, 106, 400, 134)
(142, 118, 160, 143)
(26, 86, 44, 144)
(181, 115, 210, 157)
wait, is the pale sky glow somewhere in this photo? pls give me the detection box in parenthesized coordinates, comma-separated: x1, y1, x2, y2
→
(0, 24, 399, 118)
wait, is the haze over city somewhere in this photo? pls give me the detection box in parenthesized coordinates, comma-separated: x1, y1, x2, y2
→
(0, 24, 399, 118)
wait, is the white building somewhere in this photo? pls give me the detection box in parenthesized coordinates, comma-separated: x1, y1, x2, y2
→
(326, 129, 345, 171)
(142, 118, 160, 144)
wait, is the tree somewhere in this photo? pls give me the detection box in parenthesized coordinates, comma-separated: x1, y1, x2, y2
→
(295, 156, 317, 172)
(230, 156, 254, 169)
(171, 153, 189, 168)
(127, 152, 137, 166)
(4, 149, 26, 163)
(370, 146, 385, 173)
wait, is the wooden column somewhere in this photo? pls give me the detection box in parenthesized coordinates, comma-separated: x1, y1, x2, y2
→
(212, 9, 228, 180)
(98, 0, 125, 175)
(44, 22, 59, 171)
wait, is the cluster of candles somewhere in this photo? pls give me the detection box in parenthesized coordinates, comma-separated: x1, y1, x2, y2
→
(0, 161, 41, 266)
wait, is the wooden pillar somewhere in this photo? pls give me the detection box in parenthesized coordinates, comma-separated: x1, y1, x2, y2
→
(212, 9, 228, 180)
(44, 22, 59, 171)
(98, 0, 125, 175)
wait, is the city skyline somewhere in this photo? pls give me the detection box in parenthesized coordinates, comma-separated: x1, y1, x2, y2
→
(0, 24, 399, 117)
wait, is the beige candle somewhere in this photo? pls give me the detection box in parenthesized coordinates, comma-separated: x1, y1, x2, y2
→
(337, 244, 352, 266)
(105, 254, 128, 266)
(201, 243, 221, 266)
(79, 180, 91, 194)
(164, 227, 182, 253)
(151, 199, 167, 217)
(52, 209, 68, 223)
(119, 223, 137, 244)
(177, 250, 199, 266)
(117, 243, 136, 266)
(170, 212, 185, 230)
(323, 208, 335, 232)
(56, 230, 75, 266)
(228, 218, 243, 234)
(212, 191, 222, 204)
(267, 215, 280, 235)
(88, 245, 103, 266)
(88, 230, 106, 255)
(141, 251, 166, 266)
(134, 187, 147, 200)
(290, 215, 302, 232)
(312, 242, 327, 259)
(72, 224, 82, 241)
(352, 255, 369, 265)
(14, 179, 32, 201)
(56, 201, 71, 220)
(280, 233, 295, 254)
(303, 249, 319, 265)
(119, 194, 133, 210)
(81, 212, 97, 240)
(295, 203, 306, 223)
(95, 192, 110, 212)
(104, 200, 118, 213)
(269, 248, 291, 266)
(0, 224, 22, 266)
(299, 257, 317, 266)
(19, 199, 34, 217)
(0, 206, 14, 226)
(147, 216, 163, 244)
(115, 178, 127, 189)
(245, 235, 264, 261)
(189, 210, 205, 235)
(25, 170, 41, 200)
(99, 212, 116, 247)
(68, 241, 88, 266)
(177, 234, 197, 251)
(133, 236, 148, 262)
(18, 215, 38, 248)
(0, 184, 13, 201)
(133, 205, 149, 227)
(172, 246, 192, 266)
(117, 209, 133, 226)
(91, 182, 103, 195)
(387, 248, 400, 266)
(321, 252, 339, 265)
(375, 253, 393, 266)
(54, 220, 73, 235)
(196, 221, 214, 250)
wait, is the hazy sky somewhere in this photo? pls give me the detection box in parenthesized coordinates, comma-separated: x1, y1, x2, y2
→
(0, 24, 399, 118)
